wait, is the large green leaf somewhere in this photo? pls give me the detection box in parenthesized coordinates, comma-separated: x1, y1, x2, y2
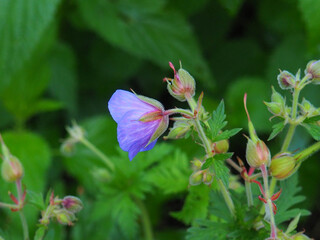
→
(0, 0, 61, 89)
(76, 0, 213, 86)
(0, 132, 51, 237)
(299, 0, 320, 47)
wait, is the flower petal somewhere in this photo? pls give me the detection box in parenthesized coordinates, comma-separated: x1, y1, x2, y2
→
(108, 90, 156, 123)
(117, 110, 160, 160)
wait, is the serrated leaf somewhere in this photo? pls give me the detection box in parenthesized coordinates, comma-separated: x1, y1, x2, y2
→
(212, 128, 242, 142)
(77, 0, 213, 87)
(276, 173, 310, 224)
(171, 185, 210, 224)
(186, 219, 228, 240)
(214, 152, 233, 161)
(268, 121, 286, 141)
(211, 160, 230, 188)
(303, 115, 320, 123)
(285, 213, 301, 234)
(27, 191, 45, 211)
(144, 149, 191, 194)
(202, 157, 213, 170)
(302, 123, 320, 141)
(208, 100, 227, 139)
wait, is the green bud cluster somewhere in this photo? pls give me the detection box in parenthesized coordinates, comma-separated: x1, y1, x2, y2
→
(299, 98, 320, 117)
(189, 169, 214, 186)
(164, 120, 191, 140)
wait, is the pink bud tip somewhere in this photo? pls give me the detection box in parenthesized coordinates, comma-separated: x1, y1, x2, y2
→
(243, 93, 251, 122)
(169, 62, 176, 74)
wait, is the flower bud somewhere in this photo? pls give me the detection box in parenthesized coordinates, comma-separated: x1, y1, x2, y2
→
(305, 60, 320, 84)
(203, 172, 214, 185)
(165, 62, 196, 102)
(191, 159, 203, 171)
(264, 102, 282, 115)
(60, 138, 76, 157)
(1, 155, 24, 182)
(246, 139, 271, 168)
(213, 140, 229, 153)
(189, 171, 203, 186)
(55, 209, 76, 226)
(270, 152, 296, 180)
(66, 121, 85, 142)
(163, 120, 191, 140)
(62, 196, 83, 213)
(271, 86, 285, 104)
(277, 70, 296, 89)
(300, 98, 319, 117)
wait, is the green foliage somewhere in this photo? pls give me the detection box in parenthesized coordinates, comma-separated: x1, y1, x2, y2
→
(268, 121, 286, 141)
(276, 173, 310, 225)
(302, 123, 320, 141)
(76, 0, 213, 86)
(172, 185, 210, 225)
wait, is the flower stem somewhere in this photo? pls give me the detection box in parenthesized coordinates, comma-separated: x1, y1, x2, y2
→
(295, 141, 320, 163)
(16, 180, 29, 240)
(134, 198, 154, 240)
(185, 94, 235, 217)
(218, 179, 235, 217)
(245, 180, 253, 207)
(80, 137, 115, 172)
(0, 202, 18, 209)
(260, 164, 277, 239)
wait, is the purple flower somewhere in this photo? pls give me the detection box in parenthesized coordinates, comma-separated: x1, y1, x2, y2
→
(108, 90, 169, 160)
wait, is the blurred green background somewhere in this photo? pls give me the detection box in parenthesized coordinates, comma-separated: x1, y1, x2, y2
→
(0, 0, 320, 239)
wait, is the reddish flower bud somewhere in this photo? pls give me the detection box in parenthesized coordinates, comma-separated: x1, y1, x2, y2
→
(246, 139, 271, 168)
(165, 62, 196, 102)
(305, 60, 320, 84)
(277, 70, 295, 89)
(62, 196, 83, 213)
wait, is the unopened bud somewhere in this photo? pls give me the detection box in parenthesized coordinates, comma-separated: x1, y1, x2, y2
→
(305, 60, 320, 84)
(191, 159, 203, 171)
(189, 171, 203, 186)
(203, 172, 214, 185)
(163, 120, 191, 140)
(270, 152, 296, 180)
(1, 155, 24, 182)
(62, 196, 83, 213)
(264, 102, 282, 115)
(277, 70, 295, 89)
(271, 86, 285, 104)
(300, 98, 319, 117)
(66, 121, 85, 142)
(55, 209, 76, 226)
(60, 138, 76, 157)
(165, 62, 196, 102)
(246, 139, 271, 168)
(213, 140, 229, 153)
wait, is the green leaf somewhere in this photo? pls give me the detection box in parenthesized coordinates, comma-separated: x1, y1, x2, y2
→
(171, 185, 210, 224)
(208, 100, 227, 139)
(285, 213, 301, 235)
(212, 128, 242, 142)
(276, 173, 310, 225)
(218, 0, 244, 16)
(34, 226, 47, 240)
(0, 0, 61, 88)
(202, 153, 233, 170)
(211, 160, 230, 188)
(299, 0, 320, 47)
(302, 123, 320, 141)
(303, 115, 320, 123)
(76, 0, 213, 86)
(27, 191, 46, 211)
(186, 219, 228, 240)
(144, 149, 191, 194)
(268, 121, 286, 141)
(49, 42, 78, 116)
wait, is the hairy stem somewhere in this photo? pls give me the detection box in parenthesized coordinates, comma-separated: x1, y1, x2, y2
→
(16, 180, 29, 240)
(245, 180, 253, 207)
(80, 137, 115, 172)
(295, 141, 320, 163)
(260, 164, 277, 239)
